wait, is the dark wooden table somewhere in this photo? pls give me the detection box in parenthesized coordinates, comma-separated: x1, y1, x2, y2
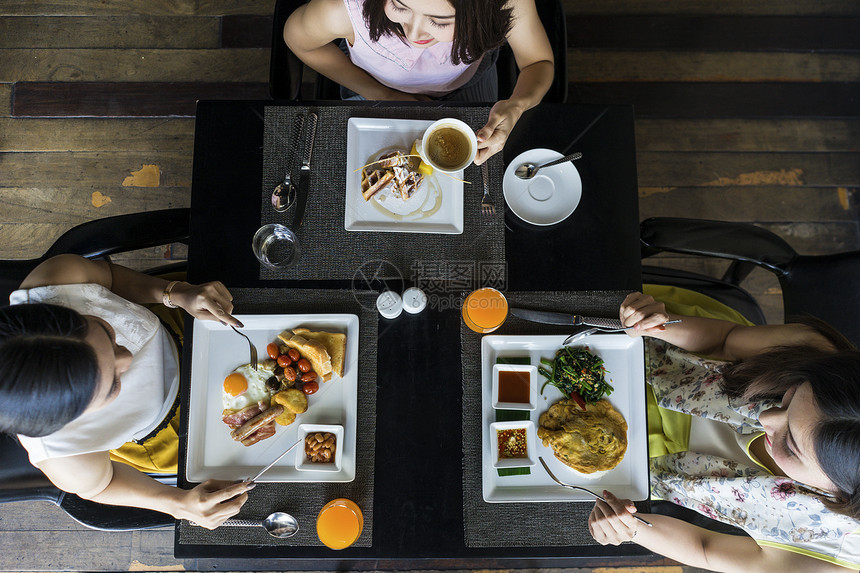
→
(178, 100, 651, 568)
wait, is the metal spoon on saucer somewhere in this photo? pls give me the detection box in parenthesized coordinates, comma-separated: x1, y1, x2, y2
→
(220, 512, 299, 538)
(515, 151, 583, 180)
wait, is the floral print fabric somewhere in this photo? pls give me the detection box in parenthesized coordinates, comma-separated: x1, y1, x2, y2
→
(647, 339, 860, 568)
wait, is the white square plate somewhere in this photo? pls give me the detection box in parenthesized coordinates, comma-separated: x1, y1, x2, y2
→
(185, 314, 359, 483)
(481, 334, 648, 503)
(344, 117, 464, 234)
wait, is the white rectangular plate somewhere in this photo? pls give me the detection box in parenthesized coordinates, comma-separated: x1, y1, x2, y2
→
(481, 334, 648, 503)
(186, 314, 359, 483)
(344, 117, 464, 234)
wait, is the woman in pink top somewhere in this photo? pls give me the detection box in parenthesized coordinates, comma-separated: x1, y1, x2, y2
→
(284, 0, 554, 164)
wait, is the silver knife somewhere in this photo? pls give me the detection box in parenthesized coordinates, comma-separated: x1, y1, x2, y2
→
(509, 307, 623, 330)
(293, 112, 318, 228)
(247, 437, 303, 482)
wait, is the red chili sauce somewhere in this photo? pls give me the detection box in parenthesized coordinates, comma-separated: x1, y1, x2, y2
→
(498, 370, 530, 404)
(497, 428, 528, 459)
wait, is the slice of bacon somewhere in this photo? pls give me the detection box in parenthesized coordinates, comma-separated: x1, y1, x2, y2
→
(230, 405, 284, 442)
(240, 422, 276, 446)
(222, 404, 262, 428)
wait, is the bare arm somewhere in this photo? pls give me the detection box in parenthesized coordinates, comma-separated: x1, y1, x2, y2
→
(283, 0, 429, 101)
(590, 492, 848, 573)
(19, 254, 240, 327)
(475, 0, 554, 163)
(36, 453, 250, 529)
(619, 291, 833, 360)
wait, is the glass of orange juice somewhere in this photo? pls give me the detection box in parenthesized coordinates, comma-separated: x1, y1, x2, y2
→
(462, 287, 508, 333)
(316, 498, 363, 550)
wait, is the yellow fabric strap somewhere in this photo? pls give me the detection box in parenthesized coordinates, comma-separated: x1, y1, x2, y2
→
(643, 284, 755, 458)
(109, 294, 185, 474)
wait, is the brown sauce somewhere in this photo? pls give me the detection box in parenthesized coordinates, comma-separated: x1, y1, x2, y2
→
(427, 127, 470, 169)
(498, 370, 530, 404)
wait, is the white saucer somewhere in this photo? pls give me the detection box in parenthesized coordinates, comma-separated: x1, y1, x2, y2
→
(503, 148, 582, 226)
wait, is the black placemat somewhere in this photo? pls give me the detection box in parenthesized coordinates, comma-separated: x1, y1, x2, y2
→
(461, 290, 630, 547)
(178, 289, 377, 547)
(261, 105, 504, 281)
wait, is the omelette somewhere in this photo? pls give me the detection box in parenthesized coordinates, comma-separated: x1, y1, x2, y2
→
(537, 398, 628, 474)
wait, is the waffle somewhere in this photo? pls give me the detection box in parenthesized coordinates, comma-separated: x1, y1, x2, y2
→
(376, 150, 409, 169)
(361, 169, 394, 200)
(391, 167, 424, 200)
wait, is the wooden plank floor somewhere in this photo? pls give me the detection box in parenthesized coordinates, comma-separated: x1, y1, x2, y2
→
(0, 0, 858, 571)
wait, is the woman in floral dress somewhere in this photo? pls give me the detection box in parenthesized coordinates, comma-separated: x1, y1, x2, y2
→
(588, 290, 860, 572)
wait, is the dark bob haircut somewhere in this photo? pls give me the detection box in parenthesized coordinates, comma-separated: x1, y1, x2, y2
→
(362, 0, 513, 65)
(0, 303, 99, 437)
(721, 316, 860, 519)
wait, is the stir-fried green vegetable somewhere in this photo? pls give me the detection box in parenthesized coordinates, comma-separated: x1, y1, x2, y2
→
(538, 346, 612, 405)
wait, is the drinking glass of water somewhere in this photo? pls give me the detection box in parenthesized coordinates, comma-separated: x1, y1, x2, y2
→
(252, 223, 300, 269)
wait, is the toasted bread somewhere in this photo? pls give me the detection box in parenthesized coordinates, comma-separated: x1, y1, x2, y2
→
(291, 328, 346, 378)
(277, 331, 333, 380)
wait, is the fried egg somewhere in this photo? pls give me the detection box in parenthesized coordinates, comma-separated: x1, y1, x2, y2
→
(221, 362, 274, 410)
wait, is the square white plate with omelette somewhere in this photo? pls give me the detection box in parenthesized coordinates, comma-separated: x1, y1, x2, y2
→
(480, 334, 648, 503)
(185, 314, 358, 483)
(344, 117, 464, 234)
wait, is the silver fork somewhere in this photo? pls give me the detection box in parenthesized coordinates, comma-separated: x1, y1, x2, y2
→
(480, 161, 495, 216)
(230, 325, 258, 370)
(539, 457, 652, 526)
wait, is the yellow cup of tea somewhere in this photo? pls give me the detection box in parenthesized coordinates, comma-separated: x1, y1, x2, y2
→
(462, 287, 508, 333)
(316, 498, 363, 550)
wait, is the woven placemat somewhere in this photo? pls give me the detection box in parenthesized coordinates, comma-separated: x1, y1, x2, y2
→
(461, 290, 630, 547)
(261, 105, 504, 281)
(178, 289, 377, 547)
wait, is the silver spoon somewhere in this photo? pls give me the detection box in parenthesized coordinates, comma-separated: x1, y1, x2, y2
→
(514, 151, 583, 180)
(271, 177, 296, 213)
(220, 512, 300, 538)
(538, 457, 652, 526)
(563, 327, 598, 346)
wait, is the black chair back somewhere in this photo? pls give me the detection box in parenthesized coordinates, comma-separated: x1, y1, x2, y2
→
(641, 217, 860, 346)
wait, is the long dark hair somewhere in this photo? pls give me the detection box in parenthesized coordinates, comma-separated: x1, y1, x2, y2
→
(0, 304, 99, 437)
(721, 316, 860, 519)
(362, 0, 513, 65)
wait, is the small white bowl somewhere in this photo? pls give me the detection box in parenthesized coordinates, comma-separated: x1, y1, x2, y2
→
(492, 364, 538, 411)
(295, 424, 343, 472)
(489, 420, 537, 469)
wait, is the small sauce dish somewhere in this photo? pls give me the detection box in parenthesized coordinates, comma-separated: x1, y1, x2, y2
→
(295, 424, 344, 472)
(490, 420, 537, 469)
(492, 364, 538, 411)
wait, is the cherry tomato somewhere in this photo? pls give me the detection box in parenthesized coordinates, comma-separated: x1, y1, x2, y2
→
(301, 371, 317, 382)
(302, 381, 319, 395)
(266, 343, 280, 360)
(296, 358, 311, 373)
(287, 348, 301, 362)
(283, 366, 297, 382)
(277, 355, 292, 368)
